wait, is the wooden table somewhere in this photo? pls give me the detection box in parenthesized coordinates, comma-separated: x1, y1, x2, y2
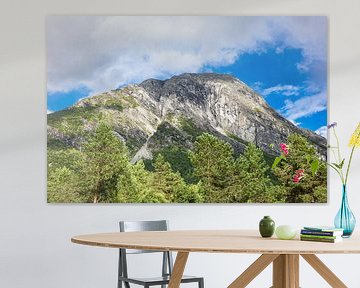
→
(71, 230, 360, 288)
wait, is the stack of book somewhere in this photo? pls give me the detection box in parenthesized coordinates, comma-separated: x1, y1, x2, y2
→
(300, 226, 344, 243)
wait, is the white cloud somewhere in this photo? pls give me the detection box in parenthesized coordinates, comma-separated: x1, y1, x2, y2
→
(46, 16, 327, 94)
(275, 46, 285, 54)
(252, 81, 264, 91)
(289, 119, 301, 126)
(296, 62, 310, 72)
(315, 125, 328, 138)
(281, 91, 327, 122)
(271, 17, 328, 71)
(261, 84, 301, 96)
(47, 109, 53, 114)
(303, 80, 323, 94)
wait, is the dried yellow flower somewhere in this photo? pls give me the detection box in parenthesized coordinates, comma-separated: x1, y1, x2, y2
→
(349, 122, 360, 147)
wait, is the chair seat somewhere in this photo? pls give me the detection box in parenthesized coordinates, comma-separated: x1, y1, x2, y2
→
(119, 274, 203, 286)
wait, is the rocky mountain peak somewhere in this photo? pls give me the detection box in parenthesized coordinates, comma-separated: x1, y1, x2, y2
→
(48, 73, 326, 162)
(133, 73, 326, 156)
(136, 72, 267, 118)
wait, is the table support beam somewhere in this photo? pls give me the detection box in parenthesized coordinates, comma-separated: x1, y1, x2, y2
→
(168, 251, 189, 288)
(228, 254, 279, 288)
(301, 254, 347, 288)
(272, 254, 299, 288)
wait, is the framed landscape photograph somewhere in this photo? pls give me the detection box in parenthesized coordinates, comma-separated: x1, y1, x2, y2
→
(47, 16, 328, 203)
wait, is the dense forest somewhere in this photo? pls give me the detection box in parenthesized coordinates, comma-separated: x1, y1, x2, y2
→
(47, 122, 327, 203)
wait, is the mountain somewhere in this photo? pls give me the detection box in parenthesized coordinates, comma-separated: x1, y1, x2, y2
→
(47, 73, 327, 162)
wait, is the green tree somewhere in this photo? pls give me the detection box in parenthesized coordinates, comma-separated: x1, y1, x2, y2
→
(47, 148, 89, 202)
(231, 143, 281, 203)
(173, 183, 203, 203)
(155, 145, 196, 183)
(128, 154, 203, 203)
(116, 160, 163, 203)
(272, 134, 327, 203)
(83, 123, 129, 203)
(47, 167, 87, 203)
(48, 148, 84, 172)
(149, 154, 185, 202)
(190, 133, 235, 202)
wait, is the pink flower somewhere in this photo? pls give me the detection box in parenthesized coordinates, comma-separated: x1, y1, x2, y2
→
(280, 143, 289, 156)
(293, 169, 305, 183)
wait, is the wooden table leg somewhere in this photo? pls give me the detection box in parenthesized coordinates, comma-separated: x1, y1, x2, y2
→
(228, 254, 279, 288)
(288, 255, 299, 288)
(272, 254, 299, 288)
(168, 252, 189, 288)
(273, 254, 286, 288)
(301, 254, 347, 288)
(229, 253, 347, 288)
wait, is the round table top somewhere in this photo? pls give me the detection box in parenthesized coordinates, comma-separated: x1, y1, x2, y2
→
(71, 230, 360, 254)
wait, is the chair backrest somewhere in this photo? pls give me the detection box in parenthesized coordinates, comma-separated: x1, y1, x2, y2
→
(119, 220, 169, 254)
(118, 220, 174, 282)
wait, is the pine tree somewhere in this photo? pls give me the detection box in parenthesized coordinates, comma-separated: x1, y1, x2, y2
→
(190, 133, 235, 202)
(150, 154, 184, 202)
(47, 167, 87, 203)
(47, 148, 89, 202)
(117, 160, 155, 203)
(173, 183, 203, 203)
(231, 143, 278, 203)
(83, 123, 129, 203)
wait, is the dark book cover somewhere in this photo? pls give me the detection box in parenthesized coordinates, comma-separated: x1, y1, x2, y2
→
(300, 229, 342, 237)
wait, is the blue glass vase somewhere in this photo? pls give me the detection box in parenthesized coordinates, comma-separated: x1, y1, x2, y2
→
(334, 185, 356, 237)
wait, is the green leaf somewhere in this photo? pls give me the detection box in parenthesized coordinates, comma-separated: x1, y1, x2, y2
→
(332, 160, 345, 169)
(306, 155, 311, 165)
(332, 162, 341, 169)
(339, 159, 345, 169)
(269, 143, 275, 149)
(272, 156, 283, 169)
(311, 159, 319, 176)
(327, 162, 340, 172)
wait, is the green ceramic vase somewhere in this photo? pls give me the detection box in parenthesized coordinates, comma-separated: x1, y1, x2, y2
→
(259, 216, 275, 238)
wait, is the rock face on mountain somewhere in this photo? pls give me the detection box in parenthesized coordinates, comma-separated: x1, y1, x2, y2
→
(47, 73, 327, 160)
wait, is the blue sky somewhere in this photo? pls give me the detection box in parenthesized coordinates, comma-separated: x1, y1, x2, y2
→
(47, 16, 327, 135)
(47, 86, 90, 112)
(212, 47, 327, 131)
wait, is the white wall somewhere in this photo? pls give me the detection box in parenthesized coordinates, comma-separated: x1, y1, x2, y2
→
(1, 0, 360, 287)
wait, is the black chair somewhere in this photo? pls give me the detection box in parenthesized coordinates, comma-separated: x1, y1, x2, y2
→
(118, 220, 204, 288)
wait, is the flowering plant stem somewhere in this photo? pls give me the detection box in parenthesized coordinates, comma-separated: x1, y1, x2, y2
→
(331, 128, 345, 184)
(328, 123, 360, 186)
(345, 140, 357, 185)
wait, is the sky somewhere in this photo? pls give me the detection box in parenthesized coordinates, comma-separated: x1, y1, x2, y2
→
(47, 16, 328, 136)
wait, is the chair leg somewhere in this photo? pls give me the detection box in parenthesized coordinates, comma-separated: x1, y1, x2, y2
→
(198, 278, 204, 288)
